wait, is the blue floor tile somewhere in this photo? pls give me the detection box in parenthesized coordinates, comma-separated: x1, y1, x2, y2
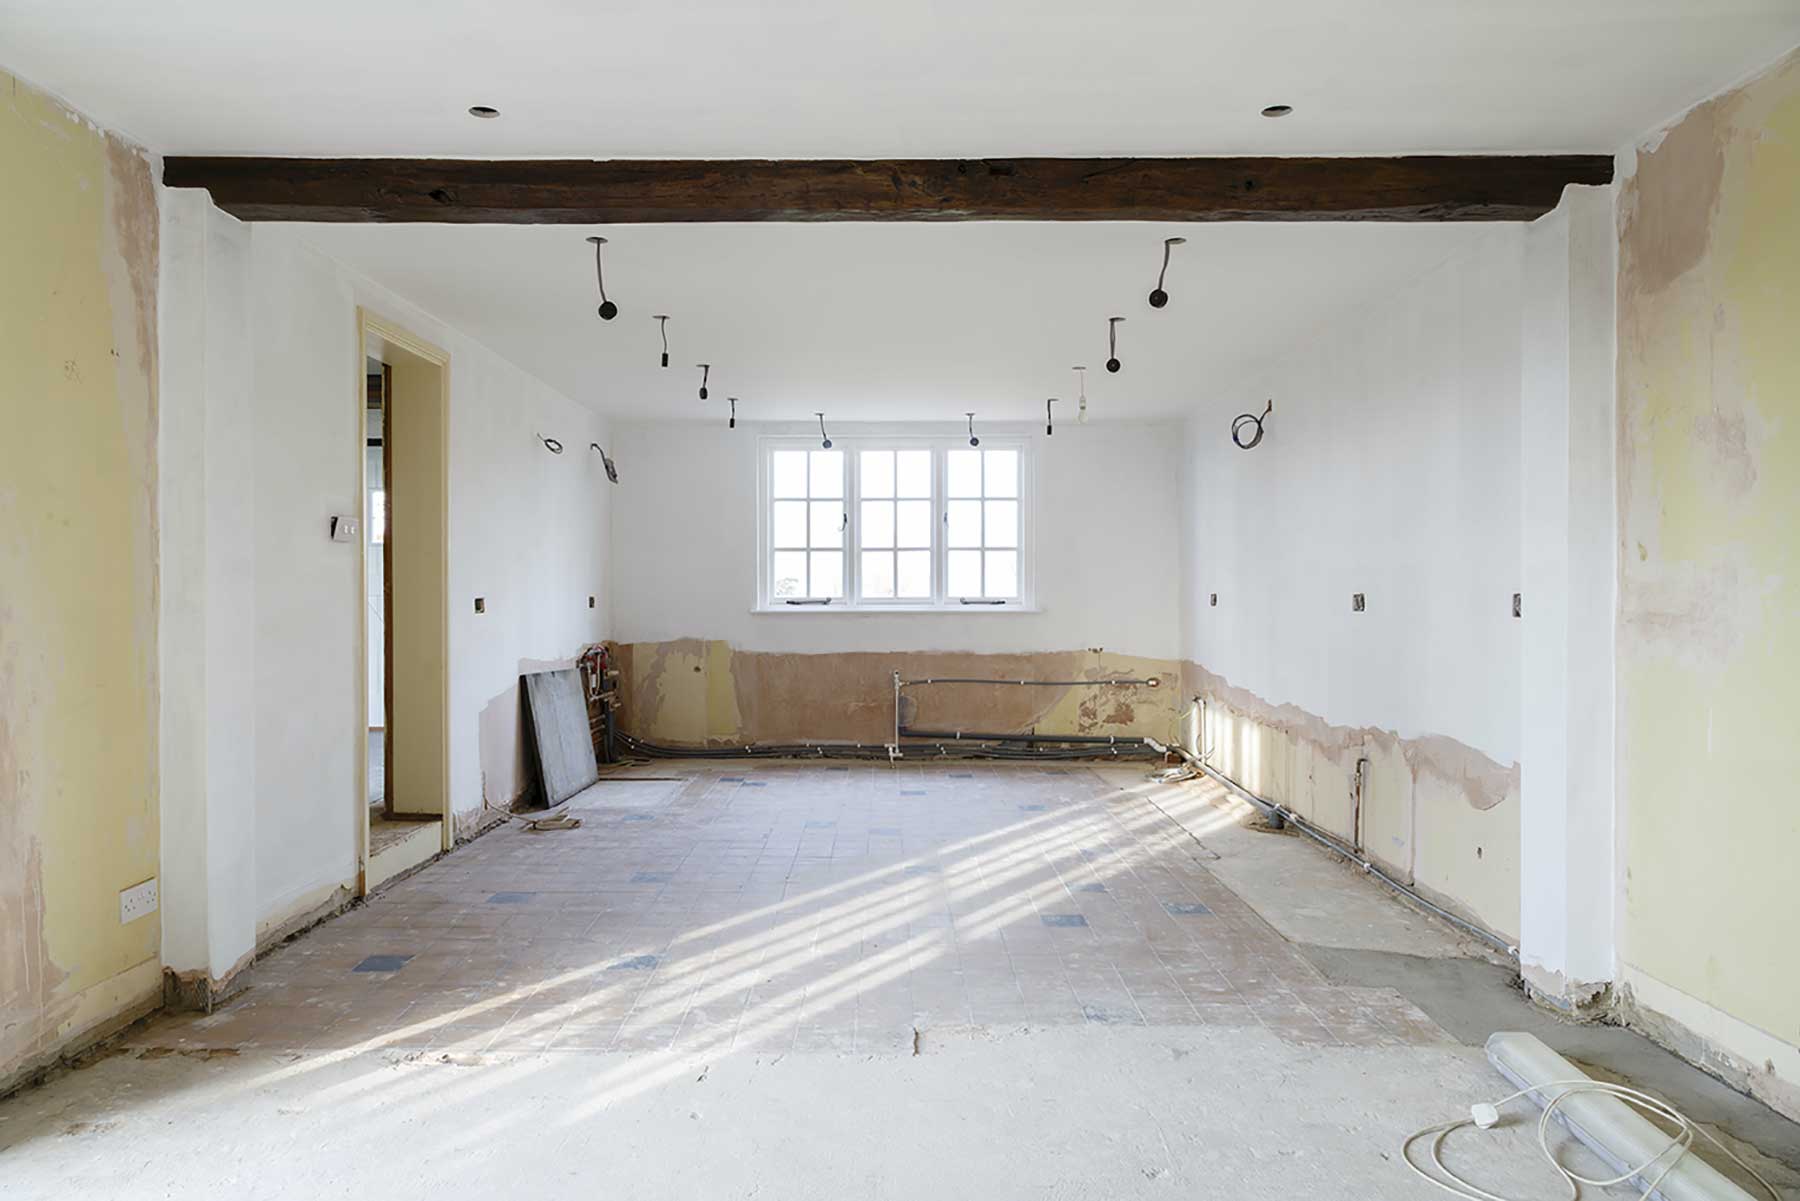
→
(352, 954, 413, 973)
(487, 892, 534, 904)
(1040, 914, 1088, 928)
(1164, 901, 1213, 916)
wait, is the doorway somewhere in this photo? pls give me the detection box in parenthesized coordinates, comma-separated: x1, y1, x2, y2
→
(358, 310, 451, 893)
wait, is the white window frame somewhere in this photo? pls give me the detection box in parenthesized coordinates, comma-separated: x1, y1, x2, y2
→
(756, 434, 1035, 613)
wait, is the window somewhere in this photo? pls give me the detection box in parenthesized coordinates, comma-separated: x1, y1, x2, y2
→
(769, 448, 845, 601)
(760, 437, 1030, 610)
(945, 448, 1019, 601)
(858, 449, 932, 600)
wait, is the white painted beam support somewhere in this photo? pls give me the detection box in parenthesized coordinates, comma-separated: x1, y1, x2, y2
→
(157, 189, 258, 999)
(1518, 183, 1619, 1009)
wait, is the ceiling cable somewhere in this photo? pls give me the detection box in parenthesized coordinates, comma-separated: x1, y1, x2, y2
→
(1106, 317, 1125, 373)
(589, 442, 619, 483)
(696, 363, 710, 400)
(537, 433, 564, 454)
(1148, 236, 1187, 308)
(654, 315, 669, 367)
(585, 236, 617, 320)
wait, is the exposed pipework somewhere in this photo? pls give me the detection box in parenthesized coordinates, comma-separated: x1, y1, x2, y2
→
(1145, 736, 1517, 956)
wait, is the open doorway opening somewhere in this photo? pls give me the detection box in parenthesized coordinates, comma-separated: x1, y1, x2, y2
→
(358, 310, 451, 894)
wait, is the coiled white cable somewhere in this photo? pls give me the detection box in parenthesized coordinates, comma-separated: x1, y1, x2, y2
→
(1401, 1079, 1782, 1201)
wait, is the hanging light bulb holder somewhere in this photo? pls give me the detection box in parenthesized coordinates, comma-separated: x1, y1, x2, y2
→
(728, 397, 738, 429)
(1106, 317, 1125, 373)
(1148, 237, 1187, 309)
(696, 364, 711, 401)
(586, 236, 618, 320)
(1045, 397, 1058, 436)
(816, 412, 833, 449)
(966, 412, 980, 447)
(1072, 366, 1090, 424)
(654, 315, 670, 367)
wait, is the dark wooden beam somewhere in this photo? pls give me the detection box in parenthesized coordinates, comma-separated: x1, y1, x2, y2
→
(162, 154, 1613, 224)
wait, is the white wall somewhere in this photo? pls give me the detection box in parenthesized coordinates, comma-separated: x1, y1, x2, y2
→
(610, 419, 1182, 659)
(1178, 225, 1525, 766)
(238, 224, 611, 931)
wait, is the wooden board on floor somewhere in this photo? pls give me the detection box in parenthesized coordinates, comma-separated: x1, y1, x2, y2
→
(524, 668, 600, 807)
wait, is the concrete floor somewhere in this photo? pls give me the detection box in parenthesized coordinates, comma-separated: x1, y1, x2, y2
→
(3, 763, 1795, 1199)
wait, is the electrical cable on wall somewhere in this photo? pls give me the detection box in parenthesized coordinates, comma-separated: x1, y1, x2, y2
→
(1106, 317, 1125, 373)
(590, 442, 619, 483)
(1147, 236, 1186, 308)
(654, 315, 670, 367)
(1232, 400, 1272, 449)
(696, 363, 710, 400)
(585, 236, 617, 320)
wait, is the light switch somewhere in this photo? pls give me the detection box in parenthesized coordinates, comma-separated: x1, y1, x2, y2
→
(330, 515, 360, 543)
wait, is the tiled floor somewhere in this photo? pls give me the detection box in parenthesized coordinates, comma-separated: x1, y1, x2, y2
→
(136, 762, 1449, 1060)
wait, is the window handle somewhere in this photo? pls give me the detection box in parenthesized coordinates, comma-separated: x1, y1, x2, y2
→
(785, 598, 833, 606)
(959, 598, 1006, 606)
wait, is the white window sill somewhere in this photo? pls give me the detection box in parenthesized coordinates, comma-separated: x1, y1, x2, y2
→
(752, 604, 1042, 615)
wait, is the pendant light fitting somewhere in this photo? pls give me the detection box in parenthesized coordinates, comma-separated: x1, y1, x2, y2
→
(1148, 237, 1187, 308)
(586, 236, 617, 320)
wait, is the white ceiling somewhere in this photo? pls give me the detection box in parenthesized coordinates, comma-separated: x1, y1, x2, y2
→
(297, 221, 1503, 421)
(3, 1, 1797, 157)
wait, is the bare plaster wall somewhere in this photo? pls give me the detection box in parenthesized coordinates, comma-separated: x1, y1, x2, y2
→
(0, 71, 162, 1088)
(1616, 46, 1800, 1118)
(607, 420, 1183, 746)
(243, 227, 612, 929)
(1177, 227, 1527, 943)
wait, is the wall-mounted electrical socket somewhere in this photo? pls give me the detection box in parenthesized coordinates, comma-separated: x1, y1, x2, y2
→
(474, 597, 486, 614)
(1352, 593, 1366, 612)
(1512, 592, 1522, 618)
(329, 515, 360, 543)
(120, 877, 158, 924)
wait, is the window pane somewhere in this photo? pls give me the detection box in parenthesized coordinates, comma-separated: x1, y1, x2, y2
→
(896, 550, 931, 598)
(810, 551, 844, 598)
(984, 450, 1018, 498)
(947, 449, 981, 497)
(895, 500, 931, 548)
(861, 500, 894, 549)
(946, 499, 981, 548)
(772, 500, 807, 547)
(809, 450, 844, 499)
(947, 549, 981, 597)
(861, 551, 895, 599)
(985, 550, 1018, 598)
(772, 551, 807, 598)
(809, 500, 842, 548)
(896, 450, 931, 497)
(773, 451, 808, 498)
(984, 499, 1018, 548)
(860, 450, 894, 498)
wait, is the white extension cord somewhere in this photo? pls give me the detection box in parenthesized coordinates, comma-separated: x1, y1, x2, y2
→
(1402, 1079, 1783, 1201)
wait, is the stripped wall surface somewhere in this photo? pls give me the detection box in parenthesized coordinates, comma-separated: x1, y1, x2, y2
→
(613, 642, 1181, 748)
(0, 72, 161, 1089)
(1616, 47, 1800, 1118)
(1177, 225, 1526, 943)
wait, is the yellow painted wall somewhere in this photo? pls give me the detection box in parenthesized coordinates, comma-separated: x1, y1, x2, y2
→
(0, 72, 161, 1084)
(1617, 48, 1800, 1101)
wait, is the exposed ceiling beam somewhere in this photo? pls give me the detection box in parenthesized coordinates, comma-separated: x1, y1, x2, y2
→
(162, 155, 1613, 223)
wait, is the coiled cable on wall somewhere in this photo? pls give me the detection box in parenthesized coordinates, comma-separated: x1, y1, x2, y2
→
(1232, 400, 1272, 449)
